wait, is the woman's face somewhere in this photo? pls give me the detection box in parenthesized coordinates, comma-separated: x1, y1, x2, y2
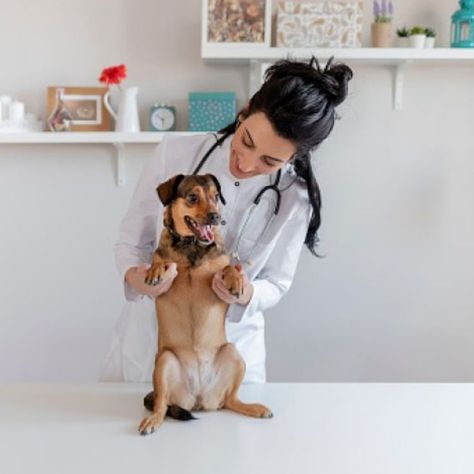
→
(229, 111, 297, 179)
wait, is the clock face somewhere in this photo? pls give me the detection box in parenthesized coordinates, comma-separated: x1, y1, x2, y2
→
(151, 107, 175, 131)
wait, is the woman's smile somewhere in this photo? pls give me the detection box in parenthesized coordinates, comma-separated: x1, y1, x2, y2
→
(228, 112, 296, 180)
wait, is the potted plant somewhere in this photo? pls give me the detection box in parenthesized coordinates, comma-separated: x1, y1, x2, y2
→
(396, 26, 409, 47)
(424, 27, 436, 48)
(371, 0, 394, 47)
(409, 26, 426, 48)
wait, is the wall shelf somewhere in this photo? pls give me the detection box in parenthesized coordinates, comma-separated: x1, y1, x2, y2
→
(202, 46, 474, 110)
(0, 131, 204, 186)
(0, 131, 201, 144)
(202, 46, 474, 64)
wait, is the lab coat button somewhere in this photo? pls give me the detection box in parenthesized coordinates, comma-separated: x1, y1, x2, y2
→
(234, 181, 240, 187)
(221, 219, 226, 225)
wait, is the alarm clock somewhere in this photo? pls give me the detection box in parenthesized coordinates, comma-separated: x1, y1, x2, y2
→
(149, 104, 176, 131)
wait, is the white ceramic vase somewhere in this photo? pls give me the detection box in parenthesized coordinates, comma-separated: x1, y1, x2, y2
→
(425, 37, 435, 48)
(104, 86, 141, 132)
(409, 34, 426, 48)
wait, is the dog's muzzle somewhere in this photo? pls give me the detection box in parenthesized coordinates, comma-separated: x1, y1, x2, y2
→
(184, 215, 218, 245)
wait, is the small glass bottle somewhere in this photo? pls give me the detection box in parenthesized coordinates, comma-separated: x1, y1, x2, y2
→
(47, 88, 73, 132)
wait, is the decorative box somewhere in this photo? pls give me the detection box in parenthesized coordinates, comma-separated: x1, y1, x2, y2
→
(277, 0, 363, 48)
(188, 92, 236, 132)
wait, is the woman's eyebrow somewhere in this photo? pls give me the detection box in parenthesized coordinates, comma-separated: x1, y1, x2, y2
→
(244, 127, 285, 163)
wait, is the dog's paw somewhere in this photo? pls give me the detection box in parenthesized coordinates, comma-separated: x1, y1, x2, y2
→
(145, 263, 167, 286)
(257, 404, 274, 419)
(138, 414, 163, 436)
(221, 265, 244, 298)
(250, 403, 274, 419)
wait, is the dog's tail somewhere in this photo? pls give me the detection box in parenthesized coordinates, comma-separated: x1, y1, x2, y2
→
(143, 391, 198, 421)
(167, 405, 198, 421)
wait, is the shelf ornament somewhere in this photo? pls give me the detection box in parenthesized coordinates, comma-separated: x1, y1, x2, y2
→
(99, 64, 141, 132)
(451, 0, 474, 48)
(371, 0, 393, 48)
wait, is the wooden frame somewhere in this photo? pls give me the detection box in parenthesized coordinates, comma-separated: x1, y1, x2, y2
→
(202, 0, 272, 50)
(47, 87, 110, 131)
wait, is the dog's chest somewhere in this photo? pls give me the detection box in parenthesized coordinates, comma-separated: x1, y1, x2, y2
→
(174, 258, 225, 297)
(156, 254, 230, 346)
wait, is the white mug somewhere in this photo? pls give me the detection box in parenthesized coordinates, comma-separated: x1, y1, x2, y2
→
(9, 101, 25, 122)
(0, 95, 12, 121)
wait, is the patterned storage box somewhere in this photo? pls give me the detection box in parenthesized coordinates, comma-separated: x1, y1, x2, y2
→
(277, 0, 363, 48)
(188, 92, 236, 132)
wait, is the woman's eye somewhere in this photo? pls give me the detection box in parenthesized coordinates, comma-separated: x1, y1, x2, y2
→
(262, 157, 276, 167)
(187, 194, 198, 203)
(241, 137, 252, 148)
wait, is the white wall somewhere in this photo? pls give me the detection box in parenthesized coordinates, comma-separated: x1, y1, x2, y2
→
(0, 0, 473, 382)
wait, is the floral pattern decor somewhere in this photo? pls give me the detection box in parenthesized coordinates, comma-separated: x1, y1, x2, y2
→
(277, 0, 363, 48)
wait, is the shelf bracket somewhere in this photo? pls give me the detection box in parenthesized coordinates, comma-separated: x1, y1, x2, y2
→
(392, 61, 411, 111)
(112, 142, 126, 187)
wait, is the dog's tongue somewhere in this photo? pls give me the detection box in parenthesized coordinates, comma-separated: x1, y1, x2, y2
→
(197, 224, 214, 242)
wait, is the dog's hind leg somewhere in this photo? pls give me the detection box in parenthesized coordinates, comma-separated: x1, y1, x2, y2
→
(139, 350, 183, 435)
(216, 343, 273, 419)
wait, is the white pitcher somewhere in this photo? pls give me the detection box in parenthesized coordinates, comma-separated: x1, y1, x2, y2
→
(104, 86, 141, 132)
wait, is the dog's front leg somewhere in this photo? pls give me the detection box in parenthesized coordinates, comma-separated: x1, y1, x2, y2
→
(145, 251, 172, 286)
(138, 350, 179, 435)
(221, 265, 244, 298)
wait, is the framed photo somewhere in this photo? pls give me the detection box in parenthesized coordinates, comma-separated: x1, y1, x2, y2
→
(46, 87, 111, 131)
(202, 0, 272, 49)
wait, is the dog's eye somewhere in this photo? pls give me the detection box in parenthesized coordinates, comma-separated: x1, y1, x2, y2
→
(187, 193, 198, 204)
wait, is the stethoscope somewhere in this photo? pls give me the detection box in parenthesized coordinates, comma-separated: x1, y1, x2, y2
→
(192, 129, 284, 264)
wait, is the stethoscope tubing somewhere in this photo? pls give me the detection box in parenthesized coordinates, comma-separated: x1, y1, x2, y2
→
(192, 131, 282, 213)
(192, 130, 283, 264)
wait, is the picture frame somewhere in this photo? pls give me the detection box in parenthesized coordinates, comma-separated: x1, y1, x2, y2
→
(202, 0, 272, 50)
(276, 0, 363, 48)
(46, 86, 111, 131)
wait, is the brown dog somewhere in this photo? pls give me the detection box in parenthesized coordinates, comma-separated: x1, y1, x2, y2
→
(138, 174, 273, 435)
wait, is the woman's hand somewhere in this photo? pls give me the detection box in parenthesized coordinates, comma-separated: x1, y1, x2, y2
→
(211, 264, 254, 305)
(125, 263, 177, 298)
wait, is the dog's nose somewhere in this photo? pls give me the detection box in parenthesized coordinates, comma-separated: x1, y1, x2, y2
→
(207, 212, 220, 225)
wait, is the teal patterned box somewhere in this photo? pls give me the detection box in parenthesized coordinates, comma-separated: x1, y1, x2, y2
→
(188, 92, 236, 132)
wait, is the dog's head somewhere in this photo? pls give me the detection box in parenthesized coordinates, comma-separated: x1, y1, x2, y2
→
(157, 174, 226, 246)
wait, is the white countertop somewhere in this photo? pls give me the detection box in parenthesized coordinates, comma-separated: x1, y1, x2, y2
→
(1, 383, 473, 474)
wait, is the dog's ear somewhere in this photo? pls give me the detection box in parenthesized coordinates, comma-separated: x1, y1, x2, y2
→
(206, 174, 226, 205)
(156, 174, 185, 206)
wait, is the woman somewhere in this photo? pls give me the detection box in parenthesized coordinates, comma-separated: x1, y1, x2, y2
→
(100, 56, 353, 384)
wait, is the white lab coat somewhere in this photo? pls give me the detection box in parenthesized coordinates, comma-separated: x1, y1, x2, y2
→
(100, 132, 312, 383)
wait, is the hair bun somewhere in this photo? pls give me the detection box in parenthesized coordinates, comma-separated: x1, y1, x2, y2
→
(309, 56, 353, 107)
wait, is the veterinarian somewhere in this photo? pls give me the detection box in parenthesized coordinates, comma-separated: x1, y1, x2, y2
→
(101, 56, 353, 384)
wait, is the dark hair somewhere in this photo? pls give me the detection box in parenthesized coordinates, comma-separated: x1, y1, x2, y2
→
(219, 56, 353, 256)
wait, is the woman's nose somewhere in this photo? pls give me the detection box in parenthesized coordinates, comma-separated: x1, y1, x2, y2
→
(239, 152, 256, 173)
